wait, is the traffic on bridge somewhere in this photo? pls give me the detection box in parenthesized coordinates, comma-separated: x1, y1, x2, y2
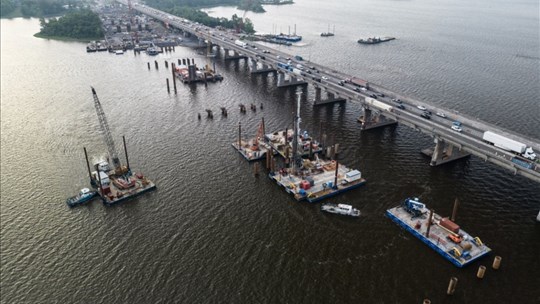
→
(125, 0, 540, 183)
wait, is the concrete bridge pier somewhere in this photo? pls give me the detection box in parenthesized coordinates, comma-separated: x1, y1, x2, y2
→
(313, 87, 346, 106)
(276, 72, 307, 87)
(358, 106, 397, 130)
(249, 59, 276, 74)
(223, 48, 247, 60)
(422, 137, 471, 166)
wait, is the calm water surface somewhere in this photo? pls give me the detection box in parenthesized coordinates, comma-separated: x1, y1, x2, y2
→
(1, 0, 539, 303)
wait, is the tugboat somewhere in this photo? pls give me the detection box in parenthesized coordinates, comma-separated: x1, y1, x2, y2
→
(321, 203, 360, 217)
(66, 188, 97, 207)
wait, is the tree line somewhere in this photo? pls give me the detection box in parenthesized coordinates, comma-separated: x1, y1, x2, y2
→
(1, 0, 80, 17)
(36, 9, 104, 40)
(145, 0, 259, 33)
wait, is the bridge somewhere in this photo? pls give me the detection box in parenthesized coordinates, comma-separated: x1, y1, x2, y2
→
(124, 1, 540, 183)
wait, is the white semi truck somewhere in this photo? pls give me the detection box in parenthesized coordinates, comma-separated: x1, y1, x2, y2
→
(365, 97, 393, 112)
(234, 40, 247, 48)
(482, 131, 536, 160)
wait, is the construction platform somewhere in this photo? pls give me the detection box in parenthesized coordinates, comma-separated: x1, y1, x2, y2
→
(386, 201, 491, 267)
(92, 170, 156, 206)
(269, 158, 366, 203)
(231, 139, 273, 161)
(265, 129, 322, 159)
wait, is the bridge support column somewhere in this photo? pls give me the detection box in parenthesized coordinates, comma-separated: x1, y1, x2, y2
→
(223, 49, 247, 61)
(422, 137, 471, 166)
(357, 106, 397, 130)
(312, 87, 346, 106)
(276, 72, 307, 87)
(250, 60, 276, 74)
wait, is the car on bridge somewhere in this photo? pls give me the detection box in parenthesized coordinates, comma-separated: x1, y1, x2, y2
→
(420, 111, 431, 119)
(436, 112, 446, 118)
(397, 104, 405, 110)
(417, 105, 427, 111)
(322, 76, 329, 80)
(451, 121, 463, 132)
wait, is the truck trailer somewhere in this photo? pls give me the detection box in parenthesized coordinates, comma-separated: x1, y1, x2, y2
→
(365, 97, 393, 112)
(346, 77, 370, 89)
(234, 40, 247, 48)
(482, 131, 536, 160)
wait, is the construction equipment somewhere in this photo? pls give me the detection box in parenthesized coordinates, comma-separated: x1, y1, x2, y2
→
(91, 87, 121, 170)
(402, 197, 427, 218)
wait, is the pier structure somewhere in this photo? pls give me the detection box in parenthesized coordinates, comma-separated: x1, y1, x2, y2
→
(124, 1, 540, 183)
(312, 85, 346, 106)
(249, 58, 276, 74)
(276, 72, 307, 87)
(222, 47, 248, 61)
(357, 104, 397, 130)
(422, 136, 471, 166)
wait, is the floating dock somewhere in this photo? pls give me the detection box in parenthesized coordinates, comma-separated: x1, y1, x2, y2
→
(386, 198, 491, 267)
(269, 158, 366, 203)
(265, 129, 322, 159)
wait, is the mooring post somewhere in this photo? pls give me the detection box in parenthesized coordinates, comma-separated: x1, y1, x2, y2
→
(451, 198, 459, 222)
(171, 63, 177, 94)
(426, 209, 434, 237)
(333, 151, 339, 188)
(238, 122, 242, 148)
(166, 78, 170, 93)
(154, 60, 158, 69)
(147, 62, 150, 70)
(447, 277, 458, 295)
(165, 60, 168, 68)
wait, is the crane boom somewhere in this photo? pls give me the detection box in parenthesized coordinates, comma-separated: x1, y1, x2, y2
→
(91, 87, 121, 170)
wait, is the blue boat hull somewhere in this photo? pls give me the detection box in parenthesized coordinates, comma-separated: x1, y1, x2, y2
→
(386, 210, 490, 267)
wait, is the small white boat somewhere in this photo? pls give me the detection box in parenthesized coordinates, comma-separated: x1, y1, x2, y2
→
(115, 50, 124, 55)
(321, 203, 360, 217)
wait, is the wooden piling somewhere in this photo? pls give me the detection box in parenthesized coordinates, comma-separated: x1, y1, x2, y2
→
(333, 152, 339, 188)
(147, 62, 150, 70)
(451, 198, 459, 222)
(238, 122, 242, 148)
(266, 148, 271, 169)
(254, 163, 259, 176)
(171, 63, 177, 94)
(447, 277, 458, 295)
(154, 60, 158, 69)
(426, 209, 434, 237)
(492, 256, 502, 270)
(165, 60, 168, 68)
(166, 78, 170, 93)
(477, 265, 486, 279)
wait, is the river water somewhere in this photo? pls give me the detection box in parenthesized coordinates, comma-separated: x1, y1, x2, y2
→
(1, 0, 539, 302)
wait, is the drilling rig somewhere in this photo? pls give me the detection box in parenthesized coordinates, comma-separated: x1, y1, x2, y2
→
(91, 87, 124, 174)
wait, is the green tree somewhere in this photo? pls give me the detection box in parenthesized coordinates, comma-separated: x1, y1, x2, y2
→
(1, 0, 17, 17)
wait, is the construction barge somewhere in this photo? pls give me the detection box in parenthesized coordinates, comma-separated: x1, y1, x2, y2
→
(265, 129, 322, 159)
(232, 120, 275, 161)
(89, 161, 156, 206)
(67, 87, 156, 207)
(267, 91, 366, 203)
(386, 198, 491, 267)
(269, 158, 366, 203)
